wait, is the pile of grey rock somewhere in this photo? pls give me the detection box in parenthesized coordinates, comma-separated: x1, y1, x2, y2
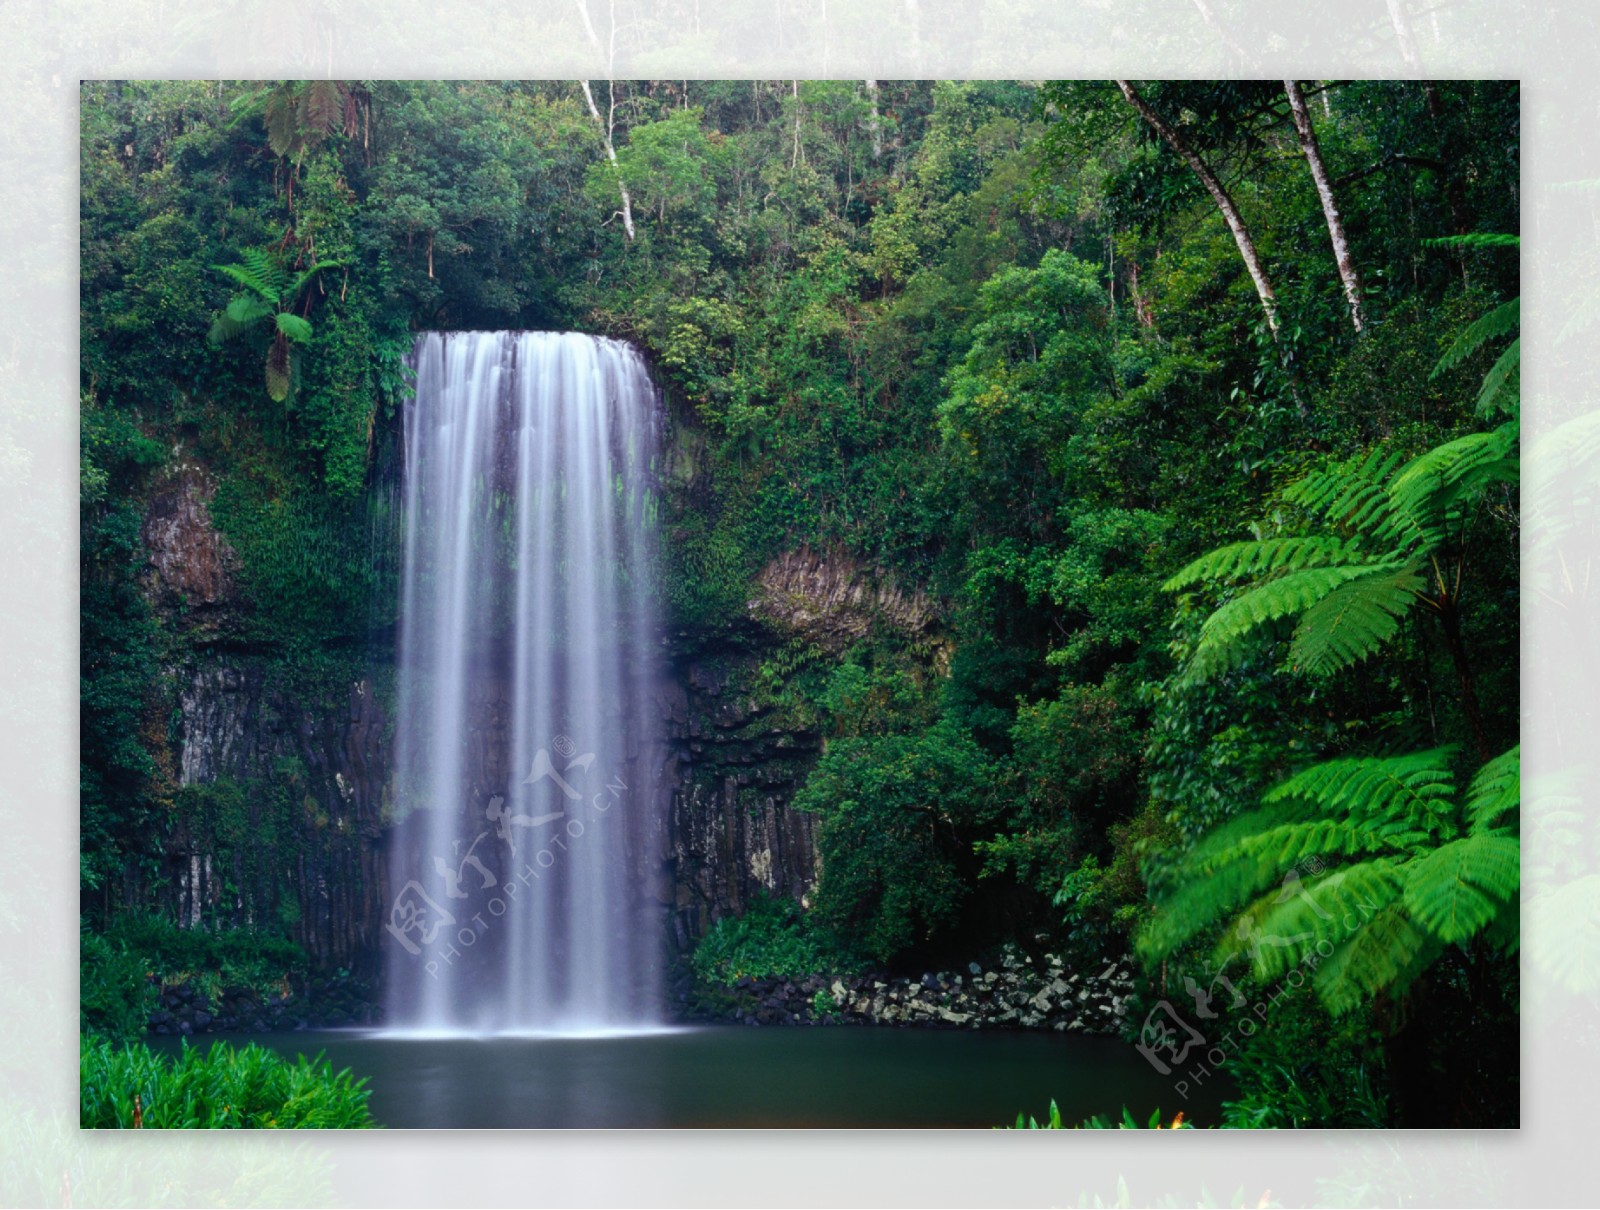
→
(688, 944, 1139, 1034)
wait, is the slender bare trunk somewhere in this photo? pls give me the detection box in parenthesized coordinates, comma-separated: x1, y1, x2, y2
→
(579, 80, 635, 241)
(866, 80, 882, 161)
(575, 0, 635, 241)
(791, 80, 803, 169)
(1285, 80, 1365, 333)
(1190, 0, 1261, 72)
(1115, 80, 1280, 335)
(1386, 0, 1423, 74)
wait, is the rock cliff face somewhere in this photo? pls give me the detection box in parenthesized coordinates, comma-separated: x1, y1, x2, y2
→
(666, 545, 951, 951)
(748, 544, 943, 657)
(132, 446, 943, 980)
(140, 462, 239, 628)
(168, 660, 392, 974)
(665, 653, 822, 950)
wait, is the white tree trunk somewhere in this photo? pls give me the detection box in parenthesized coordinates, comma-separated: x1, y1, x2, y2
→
(1285, 80, 1365, 332)
(792, 80, 803, 169)
(575, 0, 634, 241)
(1386, 0, 1423, 74)
(866, 80, 882, 161)
(1189, 0, 1260, 73)
(579, 79, 635, 241)
(1115, 80, 1280, 334)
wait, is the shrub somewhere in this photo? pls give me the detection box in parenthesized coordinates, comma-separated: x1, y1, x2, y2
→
(1006, 1101, 1192, 1129)
(691, 892, 861, 985)
(80, 930, 158, 1044)
(80, 1036, 374, 1129)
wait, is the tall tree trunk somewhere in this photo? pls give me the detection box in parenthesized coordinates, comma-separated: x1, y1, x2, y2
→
(866, 80, 882, 161)
(1190, 0, 1261, 72)
(574, 0, 635, 241)
(1285, 80, 1365, 333)
(791, 80, 803, 169)
(578, 80, 636, 241)
(1386, 0, 1423, 73)
(1114, 80, 1281, 336)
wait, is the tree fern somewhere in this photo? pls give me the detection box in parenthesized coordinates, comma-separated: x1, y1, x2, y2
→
(206, 247, 342, 402)
(1287, 560, 1426, 675)
(1423, 235, 1519, 417)
(1140, 745, 1519, 1015)
(1167, 427, 1515, 690)
(1430, 299, 1519, 379)
(1402, 833, 1520, 944)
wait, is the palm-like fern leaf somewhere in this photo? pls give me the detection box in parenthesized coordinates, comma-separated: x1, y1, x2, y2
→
(1288, 561, 1426, 675)
(1237, 858, 1407, 979)
(1143, 745, 1517, 1016)
(1431, 299, 1520, 380)
(1164, 537, 1361, 592)
(275, 312, 314, 344)
(1384, 424, 1518, 544)
(1312, 902, 1439, 1015)
(212, 248, 287, 302)
(1283, 447, 1400, 529)
(1264, 747, 1457, 831)
(1184, 564, 1393, 682)
(1402, 834, 1520, 944)
(1475, 339, 1519, 418)
(1420, 233, 1520, 250)
(1170, 414, 1514, 685)
(1465, 745, 1520, 834)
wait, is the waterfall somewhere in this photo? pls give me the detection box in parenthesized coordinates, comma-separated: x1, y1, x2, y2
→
(384, 332, 664, 1034)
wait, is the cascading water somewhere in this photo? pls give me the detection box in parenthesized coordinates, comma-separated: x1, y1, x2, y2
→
(384, 331, 665, 1034)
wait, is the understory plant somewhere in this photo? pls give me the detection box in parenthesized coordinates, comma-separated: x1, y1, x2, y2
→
(690, 892, 862, 985)
(80, 1036, 374, 1129)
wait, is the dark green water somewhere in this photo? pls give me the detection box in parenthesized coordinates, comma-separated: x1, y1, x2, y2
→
(156, 1025, 1230, 1128)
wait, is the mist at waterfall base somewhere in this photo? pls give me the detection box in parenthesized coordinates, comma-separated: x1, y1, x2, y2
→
(383, 331, 670, 1037)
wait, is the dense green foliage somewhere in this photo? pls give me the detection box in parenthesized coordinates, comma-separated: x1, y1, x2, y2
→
(81, 78, 1518, 1126)
(690, 892, 862, 984)
(81, 915, 309, 1043)
(1007, 1101, 1191, 1129)
(80, 1036, 373, 1128)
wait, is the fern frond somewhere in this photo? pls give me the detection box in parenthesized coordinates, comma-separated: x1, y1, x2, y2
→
(213, 250, 286, 303)
(275, 312, 314, 344)
(264, 87, 301, 158)
(286, 259, 345, 303)
(1236, 859, 1407, 982)
(1402, 834, 1520, 944)
(1420, 233, 1520, 250)
(1163, 537, 1360, 592)
(1465, 745, 1520, 834)
(226, 295, 274, 326)
(1312, 902, 1439, 1014)
(1432, 299, 1519, 379)
(1184, 564, 1385, 681)
(1265, 749, 1458, 832)
(1476, 339, 1520, 417)
(300, 81, 347, 142)
(1283, 448, 1401, 530)
(208, 312, 244, 347)
(1140, 809, 1418, 961)
(1384, 425, 1518, 545)
(1289, 562, 1427, 675)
